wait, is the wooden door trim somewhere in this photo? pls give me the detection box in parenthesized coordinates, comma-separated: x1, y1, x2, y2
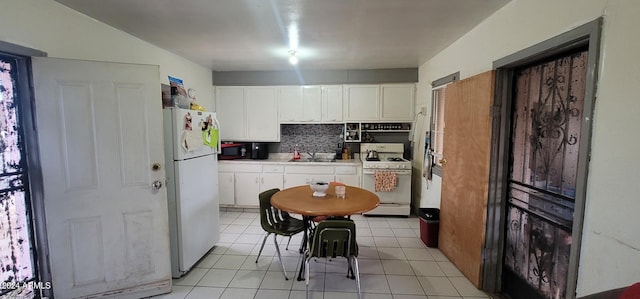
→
(0, 44, 53, 297)
(483, 18, 602, 297)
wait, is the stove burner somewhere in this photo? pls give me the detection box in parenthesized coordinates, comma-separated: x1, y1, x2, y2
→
(388, 157, 404, 161)
(366, 157, 380, 161)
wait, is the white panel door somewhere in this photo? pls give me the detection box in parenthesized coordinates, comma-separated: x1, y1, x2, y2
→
(32, 58, 170, 298)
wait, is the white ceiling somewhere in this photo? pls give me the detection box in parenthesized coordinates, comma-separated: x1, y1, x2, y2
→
(55, 0, 511, 71)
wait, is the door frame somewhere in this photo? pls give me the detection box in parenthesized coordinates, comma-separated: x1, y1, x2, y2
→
(0, 41, 52, 298)
(482, 18, 602, 298)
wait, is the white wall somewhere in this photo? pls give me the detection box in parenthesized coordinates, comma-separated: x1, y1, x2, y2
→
(412, 0, 640, 296)
(0, 0, 215, 110)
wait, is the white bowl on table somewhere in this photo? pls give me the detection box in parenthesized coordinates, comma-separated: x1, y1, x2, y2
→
(309, 180, 329, 197)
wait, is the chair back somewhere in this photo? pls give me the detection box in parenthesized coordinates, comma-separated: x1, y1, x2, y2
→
(258, 188, 281, 233)
(258, 188, 290, 232)
(309, 219, 357, 259)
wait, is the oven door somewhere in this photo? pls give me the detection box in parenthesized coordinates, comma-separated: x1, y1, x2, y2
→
(362, 169, 412, 204)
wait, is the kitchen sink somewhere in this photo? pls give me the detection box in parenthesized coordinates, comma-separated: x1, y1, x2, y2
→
(288, 158, 336, 163)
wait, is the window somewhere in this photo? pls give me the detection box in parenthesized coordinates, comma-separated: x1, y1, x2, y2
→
(431, 86, 446, 167)
(429, 72, 459, 173)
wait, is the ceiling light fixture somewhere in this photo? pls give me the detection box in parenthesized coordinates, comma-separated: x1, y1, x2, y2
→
(288, 50, 298, 65)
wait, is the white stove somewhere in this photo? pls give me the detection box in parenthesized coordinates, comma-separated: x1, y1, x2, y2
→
(360, 143, 412, 216)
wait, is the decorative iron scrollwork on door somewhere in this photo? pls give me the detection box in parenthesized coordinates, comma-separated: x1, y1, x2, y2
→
(505, 50, 587, 299)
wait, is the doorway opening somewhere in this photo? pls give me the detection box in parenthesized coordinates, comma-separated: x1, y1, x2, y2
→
(0, 51, 48, 298)
(483, 18, 602, 299)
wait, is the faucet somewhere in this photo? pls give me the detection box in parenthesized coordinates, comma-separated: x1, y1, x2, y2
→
(306, 151, 316, 161)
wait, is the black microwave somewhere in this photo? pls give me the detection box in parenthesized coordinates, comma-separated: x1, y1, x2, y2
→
(219, 143, 247, 159)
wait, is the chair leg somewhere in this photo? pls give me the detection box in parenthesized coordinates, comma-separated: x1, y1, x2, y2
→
(286, 235, 293, 250)
(305, 255, 311, 299)
(255, 232, 270, 263)
(346, 256, 354, 278)
(352, 256, 361, 299)
(273, 234, 289, 280)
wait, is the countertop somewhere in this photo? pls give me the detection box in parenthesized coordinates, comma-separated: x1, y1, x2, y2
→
(218, 153, 362, 166)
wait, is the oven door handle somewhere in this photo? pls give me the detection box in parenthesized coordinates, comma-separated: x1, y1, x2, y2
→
(363, 170, 412, 175)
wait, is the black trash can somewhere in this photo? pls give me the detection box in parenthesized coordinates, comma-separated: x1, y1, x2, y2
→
(418, 208, 440, 248)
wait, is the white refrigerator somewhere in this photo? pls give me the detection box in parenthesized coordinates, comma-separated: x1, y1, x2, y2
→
(163, 107, 220, 278)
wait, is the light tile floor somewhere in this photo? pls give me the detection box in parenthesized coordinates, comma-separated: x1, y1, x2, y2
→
(152, 211, 492, 299)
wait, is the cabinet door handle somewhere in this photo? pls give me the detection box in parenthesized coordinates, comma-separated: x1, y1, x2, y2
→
(255, 177, 259, 184)
(261, 177, 264, 184)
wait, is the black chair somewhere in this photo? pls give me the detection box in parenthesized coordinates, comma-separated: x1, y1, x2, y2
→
(256, 188, 305, 280)
(304, 219, 361, 299)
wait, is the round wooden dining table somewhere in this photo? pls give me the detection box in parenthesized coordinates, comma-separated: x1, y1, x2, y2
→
(271, 184, 380, 217)
(271, 184, 379, 280)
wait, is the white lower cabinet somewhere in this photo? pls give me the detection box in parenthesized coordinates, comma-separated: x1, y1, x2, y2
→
(219, 163, 285, 207)
(234, 172, 262, 206)
(234, 172, 284, 206)
(335, 175, 360, 187)
(335, 165, 361, 187)
(284, 165, 335, 189)
(260, 165, 285, 192)
(219, 162, 361, 207)
(218, 172, 235, 205)
(284, 174, 335, 189)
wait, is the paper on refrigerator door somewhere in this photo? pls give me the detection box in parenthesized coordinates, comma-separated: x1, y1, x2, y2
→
(181, 130, 204, 152)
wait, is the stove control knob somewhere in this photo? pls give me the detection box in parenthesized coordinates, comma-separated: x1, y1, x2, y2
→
(400, 165, 406, 169)
(384, 165, 390, 169)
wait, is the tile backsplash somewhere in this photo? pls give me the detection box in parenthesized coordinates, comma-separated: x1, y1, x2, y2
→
(277, 124, 343, 154)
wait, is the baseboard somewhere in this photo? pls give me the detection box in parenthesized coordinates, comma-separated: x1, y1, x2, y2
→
(84, 279, 171, 299)
(577, 288, 626, 299)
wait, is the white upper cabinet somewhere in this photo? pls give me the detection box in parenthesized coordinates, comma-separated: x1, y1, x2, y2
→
(380, 84, 415, 121)
(216, 86, 280, 141)
(321, 85, 343, 122)
(344, 84, 415, 121)
(216, 87, 246, 140)
(302, 86, 322, 121)
(343, 85, 380, 121)
(278, 85, 337, 123)
(245, 87, 279, 141)
(278, 86, 303, 122)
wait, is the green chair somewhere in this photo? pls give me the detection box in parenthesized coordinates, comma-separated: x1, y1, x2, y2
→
(305, 219, 361, 299)
(256, 188, 305, 280)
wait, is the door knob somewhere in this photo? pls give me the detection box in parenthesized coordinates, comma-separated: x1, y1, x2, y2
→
(151, 180, 163, 190)
(439, 158, 447, 165)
